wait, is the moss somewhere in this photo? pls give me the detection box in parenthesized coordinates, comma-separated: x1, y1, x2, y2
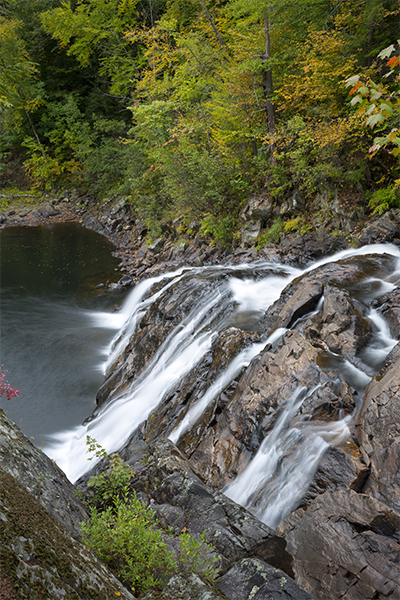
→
(0, 468, 127, 599)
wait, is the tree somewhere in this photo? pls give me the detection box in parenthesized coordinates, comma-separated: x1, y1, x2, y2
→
(346, 42, 400, 158)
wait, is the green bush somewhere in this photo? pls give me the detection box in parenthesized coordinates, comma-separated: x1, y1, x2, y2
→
(368, 186, 400, 215)
(80, 495, 177, 593)
(80, 438, 218, 595)
(199, 213, 238, 247)
(257, 217, 284, 248)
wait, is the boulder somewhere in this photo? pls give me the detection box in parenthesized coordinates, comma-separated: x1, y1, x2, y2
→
(37, 202, 60, 218)
(358, 215, 400, 245)
(0, 467, 135, 600)
(216, 557, 315, 600)
(277, 490, 400, 600)
(0, 409, 88, 540)
(239, 192, 274, 224)
(356, 343, 400, 512)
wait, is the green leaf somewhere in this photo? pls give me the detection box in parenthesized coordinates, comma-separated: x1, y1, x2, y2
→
(378, 44, 395, 60)
(345, 75, 359, 87)
(366, 113, 385, 128)
(350, 95, 362, 106)
(379, 103, 393, 116)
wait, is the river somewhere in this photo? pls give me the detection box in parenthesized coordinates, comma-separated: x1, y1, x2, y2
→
(0, 223, 126, 443)
(1, 224, 399, 529)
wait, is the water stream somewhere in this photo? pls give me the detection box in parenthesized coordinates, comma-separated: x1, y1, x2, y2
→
(2, 227, 399, 529)
(44, 243, 400, 530)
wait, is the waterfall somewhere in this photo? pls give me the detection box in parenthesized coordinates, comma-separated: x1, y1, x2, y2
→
(45, 243, 400, 527)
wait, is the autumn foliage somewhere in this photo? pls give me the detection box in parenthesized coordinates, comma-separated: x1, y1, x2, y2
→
(0, 366, 20, 401)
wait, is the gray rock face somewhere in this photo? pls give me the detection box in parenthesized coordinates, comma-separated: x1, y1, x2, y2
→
(0, 467, 135, 600)
(358, 215, 400, 245)
(277, 490, 400, 600)
(0, 409, 88, 540)
(142, 573, 225, 600)
(372, 288, 400, 338)
(356, 343, 400, 512)
(216, 557, 315, 600)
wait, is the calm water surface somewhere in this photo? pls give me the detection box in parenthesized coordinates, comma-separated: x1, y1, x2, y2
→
(0, 223, 126, 444)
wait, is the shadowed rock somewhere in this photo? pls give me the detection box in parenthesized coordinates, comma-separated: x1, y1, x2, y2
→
(277, 490, 400, 600)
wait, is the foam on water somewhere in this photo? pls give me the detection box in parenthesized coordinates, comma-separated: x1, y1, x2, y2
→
(45, 243, 400, 517)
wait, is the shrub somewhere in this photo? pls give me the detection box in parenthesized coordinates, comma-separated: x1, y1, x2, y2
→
(80, 438, 218, 595)
(368, 186, 400, 215)
(256, 217, 284, 248)
(199, 213, 238, 247)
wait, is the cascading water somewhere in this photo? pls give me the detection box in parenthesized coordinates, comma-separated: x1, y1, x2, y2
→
(45, 243, 400, 529)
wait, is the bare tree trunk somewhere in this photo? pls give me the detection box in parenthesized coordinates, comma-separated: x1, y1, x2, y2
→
(261, 8, 275, 134)
(200, 0, 230, 60)
(23, 105, 46, 158)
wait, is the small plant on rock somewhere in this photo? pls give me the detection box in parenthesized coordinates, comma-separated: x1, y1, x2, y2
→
(80, 438, 218, 595)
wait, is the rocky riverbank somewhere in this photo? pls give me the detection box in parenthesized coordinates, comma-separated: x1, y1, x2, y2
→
(1, 192, 400, 599)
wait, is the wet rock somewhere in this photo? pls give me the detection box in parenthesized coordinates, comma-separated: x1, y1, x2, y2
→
(261, 254, 397, 336)
(304, 285, 373, 360)
(372, 289, 400, 338)
(186, 330, 354, 488)
(358, 215, 400, 245)
(356, 343, 400, 512)
(144, 327, 260, 446)
(96, 274, 232, 409)
(277, 490, 400, 600)
(216, 557, 315, 600)
(301, 443, 369, 507)
(0, 409, 88, 540)
(0, 467, 135, 600)
(277, 233, 347, 267)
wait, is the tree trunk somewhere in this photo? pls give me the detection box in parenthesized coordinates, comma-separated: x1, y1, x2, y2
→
(261, 9, 275, 134)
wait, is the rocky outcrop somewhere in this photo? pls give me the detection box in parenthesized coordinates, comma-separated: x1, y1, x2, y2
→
(91, 436, 317, 600)
(183, 329, 353, 488)
(358, 212, 400, 246)
(216, 557, 314, 600)
(0, 411, 135, 599)
(277, 490, 400, 600)
(0, 467, 135, 600)
(356, 343, 400, 512)
(0, 409, 88, 540)
(108, 437, 294, 578)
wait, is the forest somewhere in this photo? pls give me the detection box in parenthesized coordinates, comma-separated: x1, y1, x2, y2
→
(0, 0, 399, 243)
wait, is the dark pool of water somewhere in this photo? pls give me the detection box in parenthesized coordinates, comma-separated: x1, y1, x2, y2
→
(0, 223, 126, 444)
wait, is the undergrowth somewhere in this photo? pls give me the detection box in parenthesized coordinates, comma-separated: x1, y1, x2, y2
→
(80, 437, 218, 595)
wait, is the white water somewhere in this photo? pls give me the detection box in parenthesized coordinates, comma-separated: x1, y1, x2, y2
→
(45, 243, 400, 526)
(224, 386, 351, 528)
(169, 327, 287, 444)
